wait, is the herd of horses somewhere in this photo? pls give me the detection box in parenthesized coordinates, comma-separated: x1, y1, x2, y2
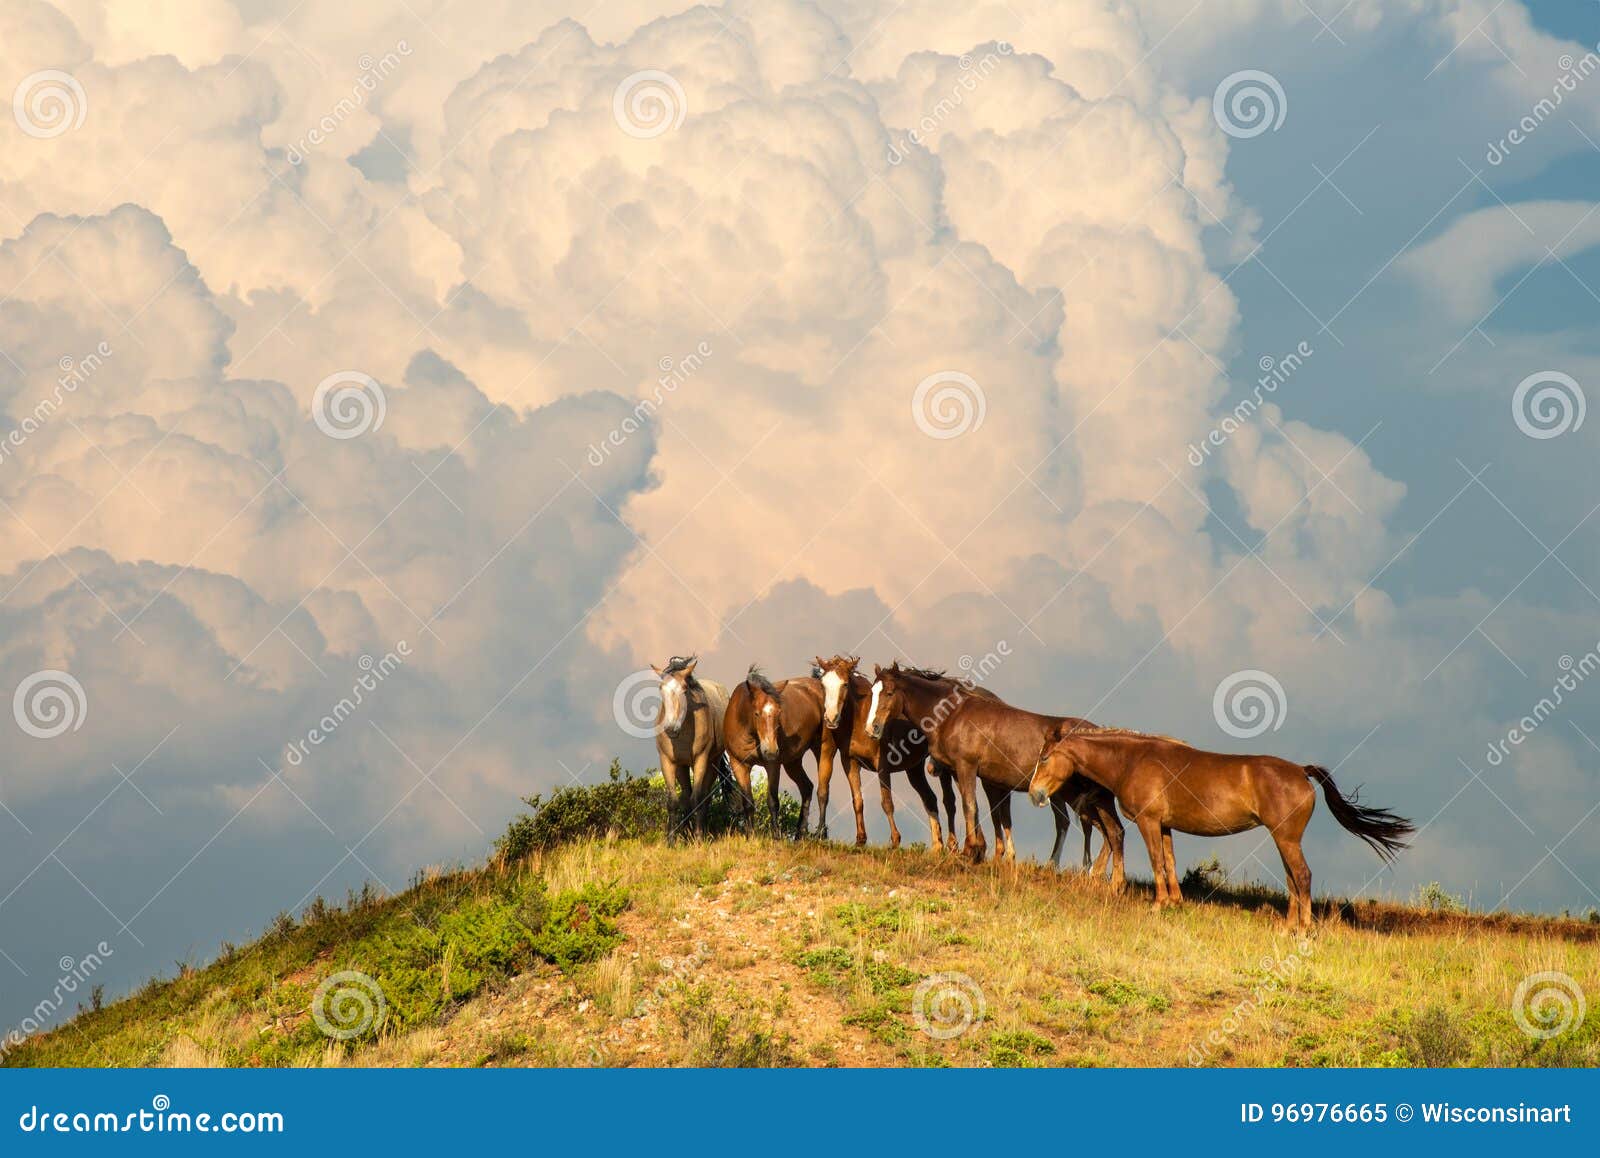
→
(647, 655, 1415, 929)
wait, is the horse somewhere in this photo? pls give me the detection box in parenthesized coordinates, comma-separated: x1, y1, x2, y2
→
(815, 654, 959, 850)
(1027, 729, 1415, 929)
(867, 662, 1125, 883)
(723, 665, 838, 839)
(651, 656, 730, 842)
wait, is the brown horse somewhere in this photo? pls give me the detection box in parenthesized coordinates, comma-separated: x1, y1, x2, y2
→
(867, 662, 1125, 883)
(1028, 729, 1415, 929)
(723, 666, 837, 839)
(816, 654, 959, 850)
(651, 656, 730, 842)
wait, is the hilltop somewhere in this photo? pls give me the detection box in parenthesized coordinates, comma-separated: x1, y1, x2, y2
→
(7, 771, 1597, 1068)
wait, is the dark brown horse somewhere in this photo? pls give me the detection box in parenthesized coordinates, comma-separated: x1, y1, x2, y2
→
(867, 662, 1125, 882)
(651, 656, 730, 842)
(816, 654, 959, 850)
(1028, 729, 1415, 929)
(723, 666, 837, 839)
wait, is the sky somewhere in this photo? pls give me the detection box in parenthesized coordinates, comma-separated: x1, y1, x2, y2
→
(2, 0, 1598, 1034)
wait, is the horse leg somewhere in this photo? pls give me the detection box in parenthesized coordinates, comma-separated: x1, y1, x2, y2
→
(786, 761, 814, 841)
(845, 756, 868, 846)
(687, 748, 714, 839)
(1048, 794, 1071, 870)
(813, 734, 836, 841)
(937, 762, 959, 853)
(661, 758, 685, 844)
(877, 769, 901, 849)
(1099, 803, 1127, 892)
(1135, 816, 1167, 908)
(1271, 830, 1314, 931)
(728, 757, 757, 836)
(1161, 829, 1181, 905)
(951, 760, 987, 863)
(984, 784, 1014, 864)
(905, 760, 941, 851)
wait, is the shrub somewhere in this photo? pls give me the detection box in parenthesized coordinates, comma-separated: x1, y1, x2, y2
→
(524, 880, 630, 971)
(1181, 856, 1229, 895)
(1415, 882, 1465, 914)
(495, 760, 807, 860)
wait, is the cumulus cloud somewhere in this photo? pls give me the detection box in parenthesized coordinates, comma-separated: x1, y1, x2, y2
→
(2, 0, 1597, 1030)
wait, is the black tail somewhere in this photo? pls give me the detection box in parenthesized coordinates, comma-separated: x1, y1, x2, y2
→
(1306, 765, 1415, 862)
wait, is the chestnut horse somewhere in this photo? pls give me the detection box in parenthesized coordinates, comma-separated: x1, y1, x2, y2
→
(867, 662, 1125, 882)
(816, 655, 959, 850)
(723, 666, 837, 839)
(1028, 729, 1415, 929)
(651, 656, 730, 842)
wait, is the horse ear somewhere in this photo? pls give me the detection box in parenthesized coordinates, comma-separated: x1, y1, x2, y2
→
(682, 659, 697, 677)
(872, 663, 884, 680)
(650, 662, 663, 676)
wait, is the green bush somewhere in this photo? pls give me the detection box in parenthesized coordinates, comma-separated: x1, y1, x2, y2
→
(523, 880, 630, 971)
(495, 759, 807, 860)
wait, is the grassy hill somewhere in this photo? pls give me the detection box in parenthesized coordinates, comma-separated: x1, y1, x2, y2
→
(7, 770, 1598, 1068)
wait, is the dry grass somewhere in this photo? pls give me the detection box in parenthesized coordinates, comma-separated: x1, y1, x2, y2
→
(13, 837, 1597, 1068)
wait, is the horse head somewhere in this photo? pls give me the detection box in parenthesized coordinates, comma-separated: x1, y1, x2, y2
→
(814, 654, 859, 730)
(745, 664, 782, 760)
(654, 655, 698, 737)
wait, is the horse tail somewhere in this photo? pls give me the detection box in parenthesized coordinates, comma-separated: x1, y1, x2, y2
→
(1305, 765, 1415, 862)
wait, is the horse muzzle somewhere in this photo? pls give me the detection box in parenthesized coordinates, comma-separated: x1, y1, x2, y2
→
(823, 713, 841, 730)
(1028, 788, 1049, 808)
(758, 741, 779, 760)
(867, 722, 883, 740)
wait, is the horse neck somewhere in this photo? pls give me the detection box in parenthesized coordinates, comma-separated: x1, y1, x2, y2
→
(1071, 738, 1132, 792)
(899, 674, 959, 723)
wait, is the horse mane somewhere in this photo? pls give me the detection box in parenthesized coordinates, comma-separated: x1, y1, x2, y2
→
(1073, 724, 1192, 747)
(663, 654, 700, 687)
(745, 664, 779, 695)
(895, 663, 949, 681)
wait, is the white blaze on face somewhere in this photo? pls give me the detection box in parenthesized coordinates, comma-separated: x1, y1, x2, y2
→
(821, 670, 844, 719)
(661, 678, 686, 730)
(869, 680, 883, 728)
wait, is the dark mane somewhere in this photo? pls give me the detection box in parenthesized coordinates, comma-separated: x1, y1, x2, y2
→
(662, 654, 700, 687)
(745, 664, 779, 695)
(897, 663, 949, 681)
